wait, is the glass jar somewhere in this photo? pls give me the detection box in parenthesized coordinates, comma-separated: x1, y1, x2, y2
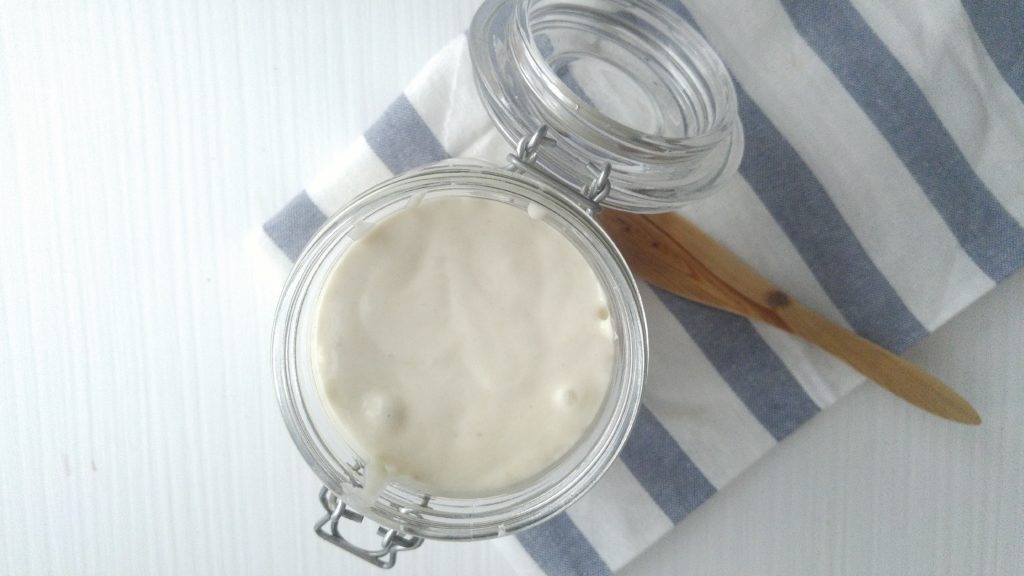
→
(273, 0, 741, 568)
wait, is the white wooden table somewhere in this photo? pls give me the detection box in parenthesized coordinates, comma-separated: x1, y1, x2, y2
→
(2, 1, 1021, 574)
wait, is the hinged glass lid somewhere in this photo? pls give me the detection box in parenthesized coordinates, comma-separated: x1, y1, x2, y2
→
(469, 0, 744, 213)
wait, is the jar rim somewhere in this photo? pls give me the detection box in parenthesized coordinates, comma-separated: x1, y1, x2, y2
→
(273, 161, 648, 540)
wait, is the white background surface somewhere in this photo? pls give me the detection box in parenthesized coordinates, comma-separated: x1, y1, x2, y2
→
(1, 1, 1022, 574)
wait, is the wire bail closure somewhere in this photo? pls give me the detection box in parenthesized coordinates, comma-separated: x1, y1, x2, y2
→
(507, 125, 612, 215)
(314, 486, 424, 569)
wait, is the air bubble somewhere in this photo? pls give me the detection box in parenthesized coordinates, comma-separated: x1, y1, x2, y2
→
(361, 393, 405, 430)
(554, 386, 580, 408)
(527, 202, 549, 220)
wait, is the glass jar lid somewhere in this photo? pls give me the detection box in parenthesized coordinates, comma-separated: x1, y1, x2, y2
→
(469, 0, 744, 212)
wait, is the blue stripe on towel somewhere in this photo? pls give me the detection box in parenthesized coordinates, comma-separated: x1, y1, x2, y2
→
(516, 513, 612, 576)
(781, 0, 1024, 284)
(262, 191, 327, 261)
(618, 404, 717, 523)
(734, 83, 929, 353)
(670, 0, 927, 352)
(364, 94, 450, 174)
(961, 0, 1024, 103)
(656, 289, 820, 440)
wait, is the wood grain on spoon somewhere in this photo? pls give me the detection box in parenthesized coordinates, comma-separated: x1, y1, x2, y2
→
(599, 209, 981, 425)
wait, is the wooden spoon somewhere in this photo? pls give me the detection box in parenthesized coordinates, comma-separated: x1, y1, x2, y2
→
(599, 209, 981, 425)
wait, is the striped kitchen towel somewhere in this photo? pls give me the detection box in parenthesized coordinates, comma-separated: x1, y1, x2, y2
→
(251, 0, 1024, 574)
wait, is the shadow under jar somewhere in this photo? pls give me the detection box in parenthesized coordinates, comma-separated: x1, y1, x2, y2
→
(273, 0, 742, 568)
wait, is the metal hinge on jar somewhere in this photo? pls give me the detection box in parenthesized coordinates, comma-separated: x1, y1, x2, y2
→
(506, 125, 612, 216)
(314, 486, 424, 569)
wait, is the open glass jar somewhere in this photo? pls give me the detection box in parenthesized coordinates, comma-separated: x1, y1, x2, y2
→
(273, 0, 742, 568)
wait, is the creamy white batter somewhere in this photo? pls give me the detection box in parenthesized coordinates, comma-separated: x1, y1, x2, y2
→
(312, 196, 614, 495)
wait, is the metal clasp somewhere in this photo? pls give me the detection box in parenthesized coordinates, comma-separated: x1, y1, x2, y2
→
(314, 486, 424, 569)
(506, 125, 612, 215)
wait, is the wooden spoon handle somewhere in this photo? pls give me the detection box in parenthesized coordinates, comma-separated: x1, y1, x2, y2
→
(599, 209, 980, 425)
